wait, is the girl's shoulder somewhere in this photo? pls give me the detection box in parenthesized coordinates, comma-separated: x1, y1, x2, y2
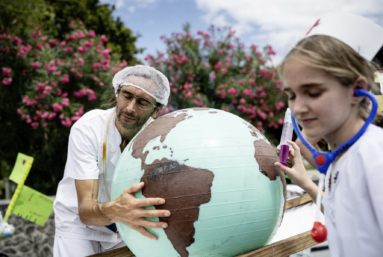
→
(344, 124, 383, 170)
(357, 124, 383, 148)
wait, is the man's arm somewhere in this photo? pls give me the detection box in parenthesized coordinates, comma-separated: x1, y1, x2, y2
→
(75, 180, 171, 240)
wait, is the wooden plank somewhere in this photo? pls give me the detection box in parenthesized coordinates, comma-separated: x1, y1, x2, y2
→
(87, 246, 133, 257)
(285, 194, 312, 210)
(236, 231, 318, 257)
(90, 195, 316, 257)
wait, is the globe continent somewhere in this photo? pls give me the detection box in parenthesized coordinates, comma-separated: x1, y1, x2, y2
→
(111, 108, 286, 257)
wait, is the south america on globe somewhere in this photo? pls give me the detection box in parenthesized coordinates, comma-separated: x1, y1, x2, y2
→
(112, 108, 286, 257)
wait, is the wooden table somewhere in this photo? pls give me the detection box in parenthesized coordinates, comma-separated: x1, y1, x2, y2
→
(90, 194, 319, 257)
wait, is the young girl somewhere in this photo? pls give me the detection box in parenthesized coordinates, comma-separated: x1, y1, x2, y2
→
(275, 13, 383, 257)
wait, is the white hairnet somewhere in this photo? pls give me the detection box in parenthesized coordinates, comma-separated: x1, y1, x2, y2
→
(112, 65, 170, 106)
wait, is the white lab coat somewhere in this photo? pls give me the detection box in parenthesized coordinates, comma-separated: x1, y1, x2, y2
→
(53, 108, 125, 256)
(322, 124, 383, 257)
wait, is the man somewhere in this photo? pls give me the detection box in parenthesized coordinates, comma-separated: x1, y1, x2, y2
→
(53, 65, 172, 256)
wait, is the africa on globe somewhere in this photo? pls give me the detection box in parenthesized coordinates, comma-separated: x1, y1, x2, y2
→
(111, 108, 286, 257)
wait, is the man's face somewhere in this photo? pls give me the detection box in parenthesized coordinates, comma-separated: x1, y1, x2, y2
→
(116, 77, 160, 130)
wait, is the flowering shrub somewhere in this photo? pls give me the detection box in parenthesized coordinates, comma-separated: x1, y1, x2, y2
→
(0, 21, 131, 194)
(146, 24, 286, 144)
(0, 21, 128, 130)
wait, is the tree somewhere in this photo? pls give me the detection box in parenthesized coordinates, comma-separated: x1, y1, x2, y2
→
(0, 22, 129, 194)
(0, 0, 141, 63)
(146, 24, 287, 144)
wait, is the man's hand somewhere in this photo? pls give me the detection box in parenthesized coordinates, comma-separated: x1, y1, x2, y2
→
(75, 180, 170, 240)
(102, 182, 170, 240)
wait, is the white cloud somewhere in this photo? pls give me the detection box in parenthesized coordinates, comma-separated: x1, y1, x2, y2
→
(195, 0, 383, 64)
(116, 0, 125, 9)
(128, 6, 135, 13)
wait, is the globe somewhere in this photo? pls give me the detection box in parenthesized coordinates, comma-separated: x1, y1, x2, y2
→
(111, 108, 286, 257)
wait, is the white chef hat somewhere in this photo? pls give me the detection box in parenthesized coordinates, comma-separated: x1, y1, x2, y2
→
(306, 12, 383, 62)
(112, 65, 170, 106)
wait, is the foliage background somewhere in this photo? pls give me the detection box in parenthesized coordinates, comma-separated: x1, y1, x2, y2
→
(0, 1, 286, 196)
(0, 0, 141, 195)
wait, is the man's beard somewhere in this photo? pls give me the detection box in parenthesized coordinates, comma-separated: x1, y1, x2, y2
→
(116, 106, 153, 129)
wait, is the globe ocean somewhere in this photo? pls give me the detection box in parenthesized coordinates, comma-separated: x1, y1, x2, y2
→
(112, 108, 286, 257)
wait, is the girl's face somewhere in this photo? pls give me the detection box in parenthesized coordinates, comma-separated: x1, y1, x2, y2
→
(283, 58, 358, 141)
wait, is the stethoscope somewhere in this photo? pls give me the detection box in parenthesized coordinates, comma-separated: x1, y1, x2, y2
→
(290, 89, 379, 243)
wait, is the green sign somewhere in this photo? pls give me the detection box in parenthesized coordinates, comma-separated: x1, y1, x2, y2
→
(11, 185, 53, 226)
(9, 153, 34, 184)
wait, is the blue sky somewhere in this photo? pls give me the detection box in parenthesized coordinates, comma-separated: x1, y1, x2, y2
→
(100, 0, 383, 64)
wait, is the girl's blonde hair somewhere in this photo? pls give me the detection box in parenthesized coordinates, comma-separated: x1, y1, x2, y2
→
(278, 35, 383, 127)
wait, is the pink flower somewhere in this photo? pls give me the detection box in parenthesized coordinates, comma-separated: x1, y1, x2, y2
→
(43, 86, 52, 95)
(60, 41, 66, 47)
(59, 113, 64, 119)
(88, 30, 96, 38)
(22, 69, 29, 76)
(31, 61, 41, 69)
(56, 71, 62, 76)
(31, 122, 39, 129)
(71, 116, 81, 122)
(52, 103, 63, 112)
(62, 98, 69, 107)
(41, 112, 49, 119)
(64, 46, 73, 53)
(87, 89, 97, 101)
(48, 113, 56, 120)
(13, 36, 22, 45)
(2, 77, 12, 85)
(2, 67, 11, 76)
(210, 71, 216, 79)
(83, 40, 93, 48)
(43, 122, 48, 128)
(0, 46, 9, 52)
(240, 98, 246, 104)
(55, 88, 62, 96)
(44, 61, 57, 72)
(69, 20, 75, 26)
(278, 118, 283, 125)
(49, 39, 58, 47)
(269, 112, 274, 118)
(75, 106, 84, 116)
(62, 92, 68, 97)
(92, 62, 100, 69)
(22, 95, 29, 103)
(101, 59, 110, 70)
(120, 60, 127, 68)
(267, 45, 276, 55)
(61, 117, 72, 127)
(100, 35, 108, 43)
(50, 82, 57, 87)
(77, 46, 87, 53)
(59, 74, 70, 84)
(99, 82, 104, 86)
(76, 57, 84, 66)
(238, 80, 244, 85)
(228, 88, 237, 96)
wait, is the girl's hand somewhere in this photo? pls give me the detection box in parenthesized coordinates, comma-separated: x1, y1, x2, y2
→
(275, 140, 312, 190)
